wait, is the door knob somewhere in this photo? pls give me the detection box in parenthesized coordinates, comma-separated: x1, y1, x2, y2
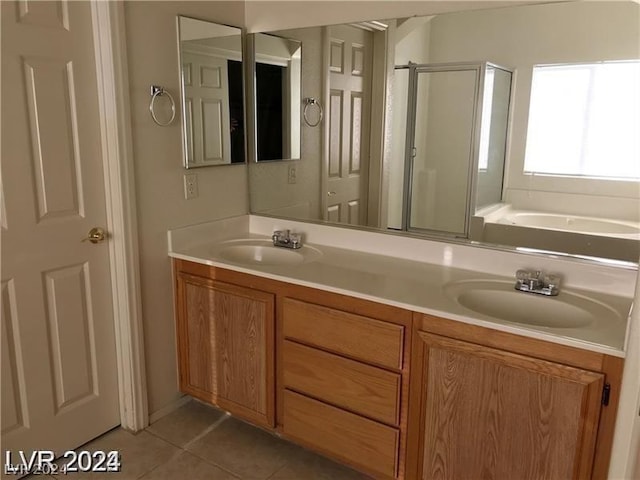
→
(328, 191, 337, 196)
(82, 227, 107, 244)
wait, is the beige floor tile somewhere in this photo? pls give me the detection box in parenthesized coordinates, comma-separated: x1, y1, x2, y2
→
(53, 428, 179, 479)
(269, 448, 371, 480)
(146, 399, 227, 447)
(139, 451, 238, 480)
(186, 418, 297, 479)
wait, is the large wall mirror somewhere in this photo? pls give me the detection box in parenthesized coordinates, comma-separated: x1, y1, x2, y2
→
(248, 1, 640, 264)
(177, 16, 245, 168)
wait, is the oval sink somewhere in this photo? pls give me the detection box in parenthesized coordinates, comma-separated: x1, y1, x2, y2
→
(444, 280, 622, 329)
(212, 239, 322, 266)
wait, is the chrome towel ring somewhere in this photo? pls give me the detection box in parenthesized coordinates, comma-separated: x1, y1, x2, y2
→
(149, 85, 176, 126)
(303, 97, 323, 127)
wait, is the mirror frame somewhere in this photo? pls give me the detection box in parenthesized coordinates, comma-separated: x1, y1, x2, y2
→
(176, 15, 249, 169)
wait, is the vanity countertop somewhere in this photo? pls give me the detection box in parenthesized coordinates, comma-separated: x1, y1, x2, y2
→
(168, 216, 634, 358)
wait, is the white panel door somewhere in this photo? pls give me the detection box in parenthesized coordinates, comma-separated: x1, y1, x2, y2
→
(325, 25, 372, 225)
(182, 51, 231, 165)
(1, 0, 120, 461)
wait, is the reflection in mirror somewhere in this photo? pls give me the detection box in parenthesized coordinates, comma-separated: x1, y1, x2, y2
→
(476, 66, 511, 210)
(248, 1, 640, 263)
(410, 67, 477, 236)
(387, 62, 512, 238)
(177, 16, 245, 168)
(254, 33, 302, 161)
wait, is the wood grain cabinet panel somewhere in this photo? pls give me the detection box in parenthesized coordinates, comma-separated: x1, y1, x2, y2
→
(415, 332, 604, 480)
(174, 260, 617, 480)
(283, 340, 401, 425)
(282, 297, 404, 369)
(175, 272, 274, 427)
(283, 389, 400, 479)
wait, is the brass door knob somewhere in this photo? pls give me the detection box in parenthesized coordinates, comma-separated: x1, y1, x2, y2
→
(82, 227, 107, 244)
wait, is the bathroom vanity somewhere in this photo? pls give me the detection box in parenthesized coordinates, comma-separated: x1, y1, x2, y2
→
(166, 2, 640, 477)
(169, 216, 632, 480)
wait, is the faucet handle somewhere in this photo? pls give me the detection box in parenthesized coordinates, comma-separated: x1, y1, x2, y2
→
(516, 269, 531, 280)
(544, 273, 561, 289)
(289, 232, 301, 248)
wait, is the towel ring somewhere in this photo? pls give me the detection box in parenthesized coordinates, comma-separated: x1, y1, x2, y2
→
(149, 85, 176, 126)
(303, 97, 323, 127)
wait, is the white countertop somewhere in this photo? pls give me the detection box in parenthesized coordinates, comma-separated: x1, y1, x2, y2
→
(168, 215, 635, 358)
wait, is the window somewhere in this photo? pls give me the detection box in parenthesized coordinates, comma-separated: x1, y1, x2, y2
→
(524, 61, 640, 180)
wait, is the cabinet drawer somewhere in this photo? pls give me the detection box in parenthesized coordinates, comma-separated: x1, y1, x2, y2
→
(282, 390, 399, 479)
(282, 298, 404, 369)
(283, 340, 401, 425)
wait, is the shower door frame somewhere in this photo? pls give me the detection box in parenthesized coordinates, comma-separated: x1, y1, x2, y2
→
(398, 61, 498, 238)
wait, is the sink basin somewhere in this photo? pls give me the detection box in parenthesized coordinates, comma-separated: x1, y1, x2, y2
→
(444, 280, 622, 329)
(211, 239, 322, 266)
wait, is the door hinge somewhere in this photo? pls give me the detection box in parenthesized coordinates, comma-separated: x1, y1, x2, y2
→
(602, 383, 611, 406)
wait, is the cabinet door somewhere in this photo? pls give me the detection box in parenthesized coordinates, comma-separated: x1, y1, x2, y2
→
(176, 273, 274, 427)
(415, 332, 604, 480)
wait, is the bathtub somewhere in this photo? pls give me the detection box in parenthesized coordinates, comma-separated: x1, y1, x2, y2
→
(497, 212, 640, 238)
(475, 206, 640, 262)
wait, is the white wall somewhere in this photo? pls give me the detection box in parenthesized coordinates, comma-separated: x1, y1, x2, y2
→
(426, 1, 640, 220)
(243, 1, 547, 33)
(610, 268, 640, 479)
(124, 1, 248, 417)
(387, 18, 432, 229)
(394, 17, 432, 66)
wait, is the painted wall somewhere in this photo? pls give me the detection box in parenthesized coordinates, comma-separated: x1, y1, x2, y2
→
(243, 1, 537, 33)
(124, 1, 248, 417)
(476, 68, 511, 209)
(387, 18, 432, 229)
(426, 1, 640, 220)
(610, 268, 640, 479)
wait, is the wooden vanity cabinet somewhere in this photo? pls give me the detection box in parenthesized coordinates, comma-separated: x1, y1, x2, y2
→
(173, 259, 623, 480)
(174, 261, 275, 428)
(173, 259, 413, 479)
(408, 314, 624, 480)
(278, 297, 412, 479)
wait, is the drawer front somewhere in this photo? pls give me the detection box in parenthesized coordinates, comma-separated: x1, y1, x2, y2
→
(283, 340, 401, 425)
(282, 298, 404, 369)
(282, 390, 399, 479)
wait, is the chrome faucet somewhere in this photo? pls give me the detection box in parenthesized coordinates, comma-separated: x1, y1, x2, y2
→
(514, 269, 561, 296)
(272, 230, 302, 249)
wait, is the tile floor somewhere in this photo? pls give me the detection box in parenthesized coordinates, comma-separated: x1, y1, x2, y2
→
(28, 399, 369, 480)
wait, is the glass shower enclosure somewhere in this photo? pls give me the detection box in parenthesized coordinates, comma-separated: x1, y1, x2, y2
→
(387, 62, 512, 238)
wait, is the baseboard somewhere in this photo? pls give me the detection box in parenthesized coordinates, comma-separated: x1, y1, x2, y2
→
(148, 395, 191, 425)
